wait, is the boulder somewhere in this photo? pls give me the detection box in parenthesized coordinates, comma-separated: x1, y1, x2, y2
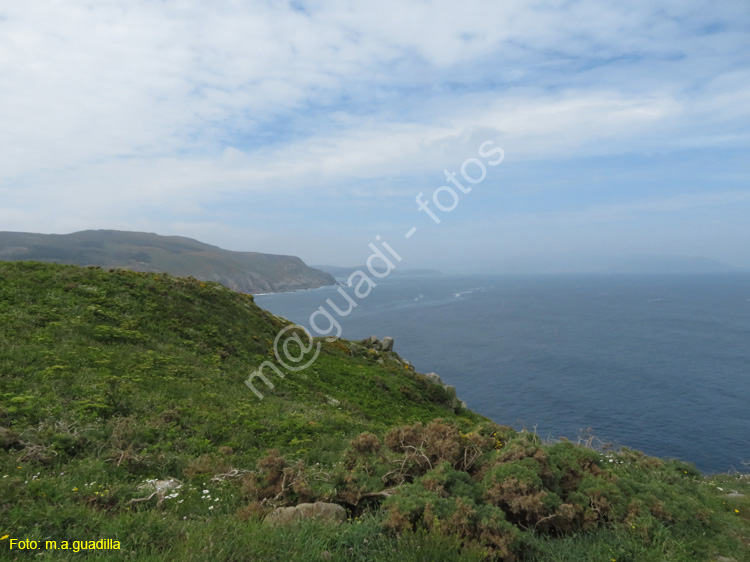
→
(424, 372, 443, 385)
(264, 502, 347, 526)
(296, 502, 347, 523)
(362, 335, 379, 346)
(263, 506, 301, 526)
(380, 337, 394, 352)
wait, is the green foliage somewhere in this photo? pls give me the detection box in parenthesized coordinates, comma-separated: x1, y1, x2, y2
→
(0, 261, 748, 561)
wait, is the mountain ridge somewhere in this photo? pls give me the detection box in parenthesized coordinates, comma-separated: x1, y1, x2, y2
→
(0, 229, 335, 294)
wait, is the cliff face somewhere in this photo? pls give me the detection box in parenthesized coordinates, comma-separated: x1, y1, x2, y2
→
(0, 229, 335, 294)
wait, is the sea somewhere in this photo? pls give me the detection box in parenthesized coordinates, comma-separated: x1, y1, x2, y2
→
(255, 273, 750, 474)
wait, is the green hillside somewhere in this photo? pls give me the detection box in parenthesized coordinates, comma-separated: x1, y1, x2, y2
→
(0, 262, 748, 561)
(0, 230, 335, 294)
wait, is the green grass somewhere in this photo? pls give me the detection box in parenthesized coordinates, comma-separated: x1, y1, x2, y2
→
(1, 261, 748, 561)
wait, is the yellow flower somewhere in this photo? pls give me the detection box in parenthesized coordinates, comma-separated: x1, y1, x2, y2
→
(1, 535, 9, 540)
(735, 509, 740, 513)
(73, 487, 78, 492)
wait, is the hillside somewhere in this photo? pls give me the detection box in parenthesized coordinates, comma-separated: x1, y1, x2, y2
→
(0, 262, 748, 561)
(0, 230, 335, 294)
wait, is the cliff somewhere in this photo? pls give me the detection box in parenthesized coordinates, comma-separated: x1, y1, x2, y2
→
(0, 229, 335, 294)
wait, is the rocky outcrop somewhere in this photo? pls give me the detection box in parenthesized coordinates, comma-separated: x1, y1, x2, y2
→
(424, 372, 466, 410)
(361, 335, 394, 352)
(263, 502, 347, 526)
(357, 337, 468, 411)
(424, 372, 443, 385)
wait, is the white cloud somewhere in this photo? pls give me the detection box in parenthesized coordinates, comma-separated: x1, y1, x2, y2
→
(0, 0, 748, 266)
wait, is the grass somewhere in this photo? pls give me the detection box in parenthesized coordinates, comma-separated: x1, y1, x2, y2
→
(0, 261, 748, 561)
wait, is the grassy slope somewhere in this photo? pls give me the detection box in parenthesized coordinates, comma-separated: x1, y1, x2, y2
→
(0, 262, 748, 561)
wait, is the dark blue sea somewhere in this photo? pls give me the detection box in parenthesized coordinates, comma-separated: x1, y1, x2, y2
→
(255, 274, 750, 474)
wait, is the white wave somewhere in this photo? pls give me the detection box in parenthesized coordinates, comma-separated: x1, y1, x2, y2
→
(454, 287, 484, 298)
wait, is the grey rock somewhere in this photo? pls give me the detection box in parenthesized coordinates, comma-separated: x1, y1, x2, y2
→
(380, 337, 394, 352)
(363, 335, 379, 346)
(419, 372, 466, 409)
(726, 492, 745, 498)
(444, 385, 460, 409)
(264, 502, 346, 526)
(424, 372, 443, 385)
(263, 506, 301, 526)
(296, 502, 347, 522)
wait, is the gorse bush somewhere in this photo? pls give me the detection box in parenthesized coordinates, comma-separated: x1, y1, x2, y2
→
(238, 419, 749, 560)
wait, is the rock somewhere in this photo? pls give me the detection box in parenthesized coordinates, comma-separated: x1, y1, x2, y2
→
(263, 506, 302, 526)
(296, 502, 347, 523)
(137, 478, 182, 494)
(380, 337, 394, 352)
(424, 372, 443, 385)
(264, 502, 347, 526)
(376, 358, 384, 365)
(444, 385, 460, 409)
(419, 372, 466, 409)
(715, 557, 738, 562)
(362, 335, 379, 346)
(726, 492, 745, 498)
(132, 478, 183, 507)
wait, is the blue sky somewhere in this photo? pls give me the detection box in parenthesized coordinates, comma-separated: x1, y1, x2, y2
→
(1, 0, 748, 272)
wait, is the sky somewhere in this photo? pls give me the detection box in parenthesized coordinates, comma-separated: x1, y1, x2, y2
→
(1, 0, 749, 273)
